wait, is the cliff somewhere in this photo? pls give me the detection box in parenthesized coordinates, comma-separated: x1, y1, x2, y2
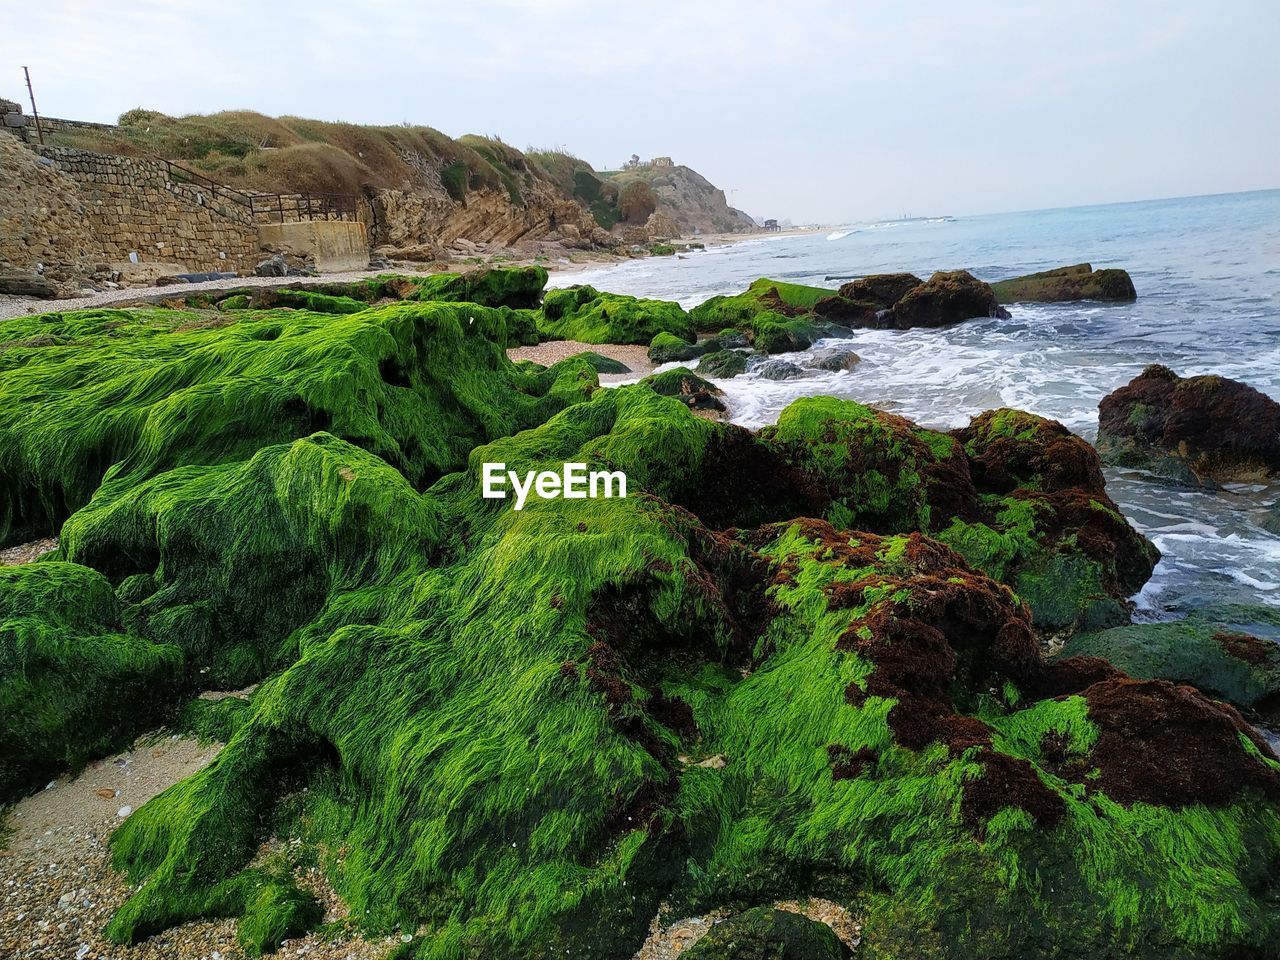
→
(23, 108, 752, 258)
(607, 162, 757, 235)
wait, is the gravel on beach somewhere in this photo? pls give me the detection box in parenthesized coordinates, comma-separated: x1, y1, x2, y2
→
(506, 341, 654, 380)
(0, 734, 396, 960)
(0, 538, 58, 566)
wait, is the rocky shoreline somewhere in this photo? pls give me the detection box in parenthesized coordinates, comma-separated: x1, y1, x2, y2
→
(2, 265, 1279, 959)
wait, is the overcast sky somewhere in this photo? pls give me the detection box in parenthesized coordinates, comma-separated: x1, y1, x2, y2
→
(9, 0, 1278, 222)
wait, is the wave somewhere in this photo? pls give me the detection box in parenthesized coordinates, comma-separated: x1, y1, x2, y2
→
(826, 229, 853, 241)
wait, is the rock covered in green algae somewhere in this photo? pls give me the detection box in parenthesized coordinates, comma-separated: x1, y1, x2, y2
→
(0, 562, 183, 802)
(1097, 364, 1280, 485)
(570, 350, 632, 374)
(648, 330, 702, 364)
(642, 367, 727, 414)
(3, 292, 1280, 960)
(698, 349, 750, 378)
(989, 263, 1136, 304)
(751, 399, 1157, 631)
(540, 284, 695, 344)
(0, 299, 595, 546)
(1062, 619, 1280, 717)
(682, 908, 850, 960)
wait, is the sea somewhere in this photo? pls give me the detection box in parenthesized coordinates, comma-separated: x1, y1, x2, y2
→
(553, 189, 1280, 626)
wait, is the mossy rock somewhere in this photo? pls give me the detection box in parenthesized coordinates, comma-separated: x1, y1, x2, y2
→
(683, 908, 850, 960)
(5, 294, 1279, 960)
(890, 270, 1008, 328)
(689, 278, 834, 332)
(648, 331, 702, 364)
(571, 351, 632, 374)
(698, 349, 749, 378)
(990, 264, 1136, 304)
(1061, 620, 1280, 716)
(0, 301, 594, 546)
(540, 285, 694, 344)
(404, 265, 549, 309)
(1097, 364, 1280, 484)
(643, 367, 725, 413)
(0, 562, 183, 802)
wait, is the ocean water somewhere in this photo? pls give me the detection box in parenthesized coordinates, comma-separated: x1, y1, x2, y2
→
(555, 189, 1280, 621)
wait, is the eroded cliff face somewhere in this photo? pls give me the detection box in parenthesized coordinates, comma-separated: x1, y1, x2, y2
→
(610, 164, 757, 236)
(371, 178, 616, 259)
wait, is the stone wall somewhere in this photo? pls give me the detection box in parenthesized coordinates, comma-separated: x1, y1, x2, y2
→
(29, 145, 261, 273)
(0, 136, 102, 282)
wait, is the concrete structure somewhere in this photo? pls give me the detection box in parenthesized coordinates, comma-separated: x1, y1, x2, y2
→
(258, 220, 370, 272)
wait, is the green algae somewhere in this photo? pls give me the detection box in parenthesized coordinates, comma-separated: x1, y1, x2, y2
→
(0, 302, 594, 546)
(0, 291, 1275, 959)
(758, 396, 968, 534)
(539, 285, 694, 344)
(1062, 620, 1280, 713)
(0, 562, 183, 801)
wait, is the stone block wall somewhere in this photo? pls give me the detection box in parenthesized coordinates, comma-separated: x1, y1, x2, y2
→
(30, 145, 261, 273)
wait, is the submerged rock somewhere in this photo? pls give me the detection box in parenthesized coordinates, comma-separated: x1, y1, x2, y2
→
(751, 357, 807, 380)
(807, 347, 861, 372)
(1097, 364, 1280, 484)
(890, 270, 1010, 328)
(1062, 619, 1280, 718)
(698, 349, 749, 378)
(990, 263, 1136, 303)
(683, 908, 850, 960)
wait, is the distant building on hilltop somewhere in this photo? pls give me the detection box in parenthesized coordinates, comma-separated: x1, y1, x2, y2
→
(650, 156, 674, 168)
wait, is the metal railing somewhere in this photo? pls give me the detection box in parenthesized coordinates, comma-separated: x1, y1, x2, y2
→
(160, 158, 359, 224)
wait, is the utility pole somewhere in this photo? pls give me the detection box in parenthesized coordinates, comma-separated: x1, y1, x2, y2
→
(22, 66, 44, 145)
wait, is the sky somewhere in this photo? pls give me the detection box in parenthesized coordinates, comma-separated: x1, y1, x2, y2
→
(8, 0, 1279, 223)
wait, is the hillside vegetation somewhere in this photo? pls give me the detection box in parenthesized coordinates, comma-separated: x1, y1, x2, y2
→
(47, 110, 622, 227)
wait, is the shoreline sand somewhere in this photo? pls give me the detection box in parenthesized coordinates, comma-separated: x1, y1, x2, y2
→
(0, 227, 811, 322)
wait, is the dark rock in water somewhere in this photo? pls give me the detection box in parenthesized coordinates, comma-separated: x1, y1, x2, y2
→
(1061, 620, 1280, 718)
(716, 328, 750, 349)
(990, 263, 1137, 304)
(752, 358, 806, 381)
(891, 270, 1010, 328)
(0, 269, 58, 298)
(1262, 505, 1280, 536)
(682, 907, 850, 960)
(811, 294, 879, 328)
(838, 272, 922, 308)
(943, 407, 1160, 632)
(809, 347, 861, 372)
(698, 350, 749, 378)
(572, 351, 631, 374)
(1097, 364, 1280, 484)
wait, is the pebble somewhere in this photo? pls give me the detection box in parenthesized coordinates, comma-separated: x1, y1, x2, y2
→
(0, 733, 391, 960)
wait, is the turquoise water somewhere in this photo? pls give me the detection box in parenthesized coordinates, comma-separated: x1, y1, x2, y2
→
(558, 189, 1280, 620)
